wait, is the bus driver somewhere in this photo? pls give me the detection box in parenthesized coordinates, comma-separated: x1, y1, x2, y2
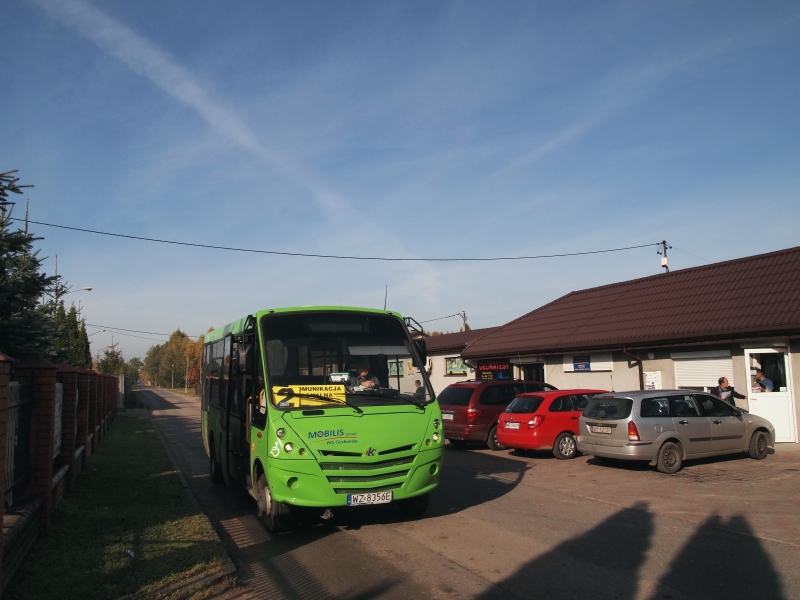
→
(351, 357, 380, 390)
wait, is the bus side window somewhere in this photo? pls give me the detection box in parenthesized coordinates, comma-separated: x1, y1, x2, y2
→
(202, 344, 210, 411)
(252, 347, 267, 430)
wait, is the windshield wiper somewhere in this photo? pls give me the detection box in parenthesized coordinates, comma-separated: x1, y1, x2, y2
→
(275, 389, 363, 414)
(348, 391, 425, 411)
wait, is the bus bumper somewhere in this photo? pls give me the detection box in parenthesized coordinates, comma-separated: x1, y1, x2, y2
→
(266, 448, 443, 507)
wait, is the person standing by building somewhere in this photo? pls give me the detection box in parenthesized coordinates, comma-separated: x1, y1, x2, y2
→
(711, 377, 746, 406)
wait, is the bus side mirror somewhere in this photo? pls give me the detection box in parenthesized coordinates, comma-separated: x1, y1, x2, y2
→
(238, 344, 254, 373)
(415, 339, 427, 365)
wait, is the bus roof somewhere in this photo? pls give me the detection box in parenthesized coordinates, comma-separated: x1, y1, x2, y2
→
(203, 306, 406, 343)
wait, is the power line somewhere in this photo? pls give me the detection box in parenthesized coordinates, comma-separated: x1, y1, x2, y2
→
(86, 323, 204, 339)
(86, 327, 167, 343)
(14, 218, 659, 262)
(671, 246, 711, 263)
(419, 313, 461, 324)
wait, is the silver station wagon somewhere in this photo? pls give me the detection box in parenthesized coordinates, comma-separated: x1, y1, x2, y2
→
(576, 390, 776, 474)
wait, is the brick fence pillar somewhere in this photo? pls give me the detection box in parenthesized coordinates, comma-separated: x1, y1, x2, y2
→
(14, 356, 57, 529)
(0, 353, 15, 586)
(75, 368, 91, 465)
(56, 365, 79, 487)
(88, 372, 99, 450)
(105, 376, 112, 433)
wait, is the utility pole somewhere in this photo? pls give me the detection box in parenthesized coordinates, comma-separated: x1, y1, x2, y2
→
(460, 311, 468, 332)
(171, 362, 175, 390)
(185, 356, 189, 394)
(658, 240, 672, 273)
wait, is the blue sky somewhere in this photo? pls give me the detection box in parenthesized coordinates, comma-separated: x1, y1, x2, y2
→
(3, 0, 799, 360)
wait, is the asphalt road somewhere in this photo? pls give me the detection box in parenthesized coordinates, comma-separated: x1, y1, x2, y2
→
(139, 386, 800, 600)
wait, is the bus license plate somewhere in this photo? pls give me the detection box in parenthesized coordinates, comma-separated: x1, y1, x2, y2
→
(504, 422, 520, 429)
(348, 491, 393, 506)
(591, 425, 612, 434)
(442, 413, 454, 420)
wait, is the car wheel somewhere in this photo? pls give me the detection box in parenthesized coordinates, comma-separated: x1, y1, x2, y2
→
(748, 430, 769, 460)
(398, 492, 430, 518)
(656, 441, 683, 474)
(209, 439, 223, 484)
(553, 432, 578, 460)
(486, 425, 506, 451)
(257, 473, 292, 532)
(448, 439, 467, 448)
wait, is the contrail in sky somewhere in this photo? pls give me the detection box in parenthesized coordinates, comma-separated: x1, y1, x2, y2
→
(30, 0, 349, 214)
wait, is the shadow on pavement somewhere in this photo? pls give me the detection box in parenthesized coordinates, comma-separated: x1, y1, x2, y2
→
(137, 388, 182, 410)
(478, 502, 653, 600)
(648, 515, 786, 600)
(473, 502, 785, 600)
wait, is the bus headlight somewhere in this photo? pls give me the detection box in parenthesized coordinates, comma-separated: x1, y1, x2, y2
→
(276, 428, 286, 438)
(284, 443, 294, 453)
(432, 433, 440, 442)
(433, 419, 440, 429)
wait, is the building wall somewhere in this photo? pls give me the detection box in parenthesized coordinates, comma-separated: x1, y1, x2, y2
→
(790, 338, 800, 443)
(536, 341, 798, 443)
(542, 351, 640, 392)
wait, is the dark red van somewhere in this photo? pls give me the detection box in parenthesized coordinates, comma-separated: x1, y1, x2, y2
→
(439, 380, 557, 450)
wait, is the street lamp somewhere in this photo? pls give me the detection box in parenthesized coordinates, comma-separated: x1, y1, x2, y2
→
(65, 287, 92, 294)
(87, 329, 105, 337)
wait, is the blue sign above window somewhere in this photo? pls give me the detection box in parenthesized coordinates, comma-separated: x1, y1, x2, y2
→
(573, 355, 591, 372)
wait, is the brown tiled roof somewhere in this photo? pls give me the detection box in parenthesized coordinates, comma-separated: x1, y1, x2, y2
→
(462, 245, 800, 359)
(421, 327, 500, 354)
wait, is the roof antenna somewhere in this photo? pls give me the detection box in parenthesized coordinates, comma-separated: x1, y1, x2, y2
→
(383, 285, 388, 310)
(24, 199, 29, 234)
(657, 240, 671, 273)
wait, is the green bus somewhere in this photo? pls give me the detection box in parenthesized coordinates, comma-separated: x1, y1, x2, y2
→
(201, 306, 443, 531)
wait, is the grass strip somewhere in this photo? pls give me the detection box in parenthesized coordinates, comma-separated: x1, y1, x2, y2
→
(5, 417, 227, 600)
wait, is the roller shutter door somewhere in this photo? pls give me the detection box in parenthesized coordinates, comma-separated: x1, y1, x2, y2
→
(674, 357, 734, 389)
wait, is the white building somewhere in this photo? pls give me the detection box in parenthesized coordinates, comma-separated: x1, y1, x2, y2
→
(463, 246, 800, 444)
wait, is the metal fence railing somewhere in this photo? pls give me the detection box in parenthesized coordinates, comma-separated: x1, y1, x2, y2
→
(6, 382, 34, 508)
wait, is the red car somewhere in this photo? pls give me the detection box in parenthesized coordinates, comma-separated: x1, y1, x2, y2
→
(439, 380, 557, 450)
(497, 389, 607, 459)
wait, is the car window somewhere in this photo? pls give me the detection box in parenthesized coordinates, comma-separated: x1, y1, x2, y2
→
(505, 396, 545, 413)
(573, 394, 591, 411)
(583, 397, 633, 420)
(670, 395, 702, 417)
(438, 387, 474, 406)
(641, 397, 671, 418)
(479, 385, 517, 406)
(549, 395, 585, 412)
(696, 394, 736, 417)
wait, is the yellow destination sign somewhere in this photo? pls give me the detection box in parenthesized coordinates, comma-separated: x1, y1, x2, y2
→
(272, 384, 346, 407)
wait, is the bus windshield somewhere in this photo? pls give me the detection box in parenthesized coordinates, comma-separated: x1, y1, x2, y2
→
(260, 312, 433, 410)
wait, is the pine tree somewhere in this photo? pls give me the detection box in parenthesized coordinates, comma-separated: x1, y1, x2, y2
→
(0, 171, 58, 358)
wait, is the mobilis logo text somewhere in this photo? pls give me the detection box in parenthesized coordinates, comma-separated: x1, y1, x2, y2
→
(308, 429, 345, 439)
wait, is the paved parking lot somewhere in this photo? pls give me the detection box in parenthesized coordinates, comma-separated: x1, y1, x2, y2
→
(143, 387, 800, 599)
(453, 441, 800, 547)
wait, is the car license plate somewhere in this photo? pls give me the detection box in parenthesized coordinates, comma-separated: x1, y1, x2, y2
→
(504, 422, 520, 429)
(347, 491, 393, 506)
(591, 425, 613, 434)
(442, 413, 454, 420)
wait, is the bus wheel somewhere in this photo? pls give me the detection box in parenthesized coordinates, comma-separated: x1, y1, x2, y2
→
(209, 439, 223, 485)
(399, 492, 430, 518)
(257, 473, 292, 532)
